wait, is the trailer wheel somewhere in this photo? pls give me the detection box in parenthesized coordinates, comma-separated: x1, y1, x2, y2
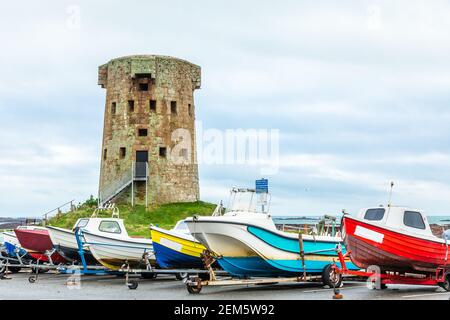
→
(176, 273, 188, 281)
(322, 264, 342, 288)
(0, 272, 5, 279)
(127, 280, 139, 290)
(187, 283, 202, 294)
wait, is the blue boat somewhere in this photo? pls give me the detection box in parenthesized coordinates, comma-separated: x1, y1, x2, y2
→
(186, 214, 360, 285)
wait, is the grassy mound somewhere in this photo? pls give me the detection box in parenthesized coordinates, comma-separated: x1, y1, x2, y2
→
(47, 201, 217, 237)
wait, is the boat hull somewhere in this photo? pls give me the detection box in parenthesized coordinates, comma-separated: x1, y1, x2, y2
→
(186, 218, 357, 277)
(2, 232, 26, 258)
(47, 226, 98, 264)
(14, 229, 67, 264)
(83, 231, 155, 270)
(150, 226, 206, 269)
(342, 215, 449, 273)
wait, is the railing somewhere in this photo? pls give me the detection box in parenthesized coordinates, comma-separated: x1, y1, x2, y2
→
(99, 162, 148, 206)
(42, 199, 76, 225)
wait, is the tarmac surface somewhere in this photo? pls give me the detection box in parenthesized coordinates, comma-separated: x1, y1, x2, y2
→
(0, 271, 450, 300)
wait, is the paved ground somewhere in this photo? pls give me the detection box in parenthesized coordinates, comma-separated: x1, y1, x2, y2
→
(0, 271, 449, 300)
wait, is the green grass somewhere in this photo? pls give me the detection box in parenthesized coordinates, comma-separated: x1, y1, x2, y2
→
(47, 201, 217, 237)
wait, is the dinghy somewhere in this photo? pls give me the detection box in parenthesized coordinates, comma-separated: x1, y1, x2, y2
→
(81, 216, 155, 270)
(151, 220, 208, 269)
(185, 188, 358, 282)
(342, 206, 450, 274)
(14, 226, 68, 264)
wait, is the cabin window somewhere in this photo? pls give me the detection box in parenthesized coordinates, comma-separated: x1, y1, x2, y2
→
(150, 100, 157, 112)
(364, 208, 385, 221)
(75, 219, 89, 229)
(403, 211, 426, 230)
(99, 221, 121, 234)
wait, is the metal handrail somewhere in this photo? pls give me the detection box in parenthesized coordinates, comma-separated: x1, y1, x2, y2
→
(42, 199, 75, 223)
(99, 161, 148, 206)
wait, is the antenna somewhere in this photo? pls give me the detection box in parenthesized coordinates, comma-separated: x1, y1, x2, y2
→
(388, 181, 395, 208)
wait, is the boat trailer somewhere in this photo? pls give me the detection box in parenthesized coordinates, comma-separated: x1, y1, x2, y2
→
(1, 230, 227, 290)
(185, 250, 341, 294)
(330, 244, 450, 298)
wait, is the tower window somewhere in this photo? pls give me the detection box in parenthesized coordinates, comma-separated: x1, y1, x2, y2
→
(159, 147, 167, 158)
(139, 83, 149, 91)
(170, 101, 177, 114)
(128, 100, 135, 113)
(138, 128, 148, 137)
(188, 104, 192, 116)
(119, 147, 126, 159)
(103, 149, 107, 160)
(111, 102, 116, 115)
(150, 100, 156, 112)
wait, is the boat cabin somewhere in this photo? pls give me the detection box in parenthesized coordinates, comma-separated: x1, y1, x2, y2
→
(74, 218, 130, 239)
(171, 220, 190, 234)
(357, 206, 434, 237)
(224, 187, 271, 216)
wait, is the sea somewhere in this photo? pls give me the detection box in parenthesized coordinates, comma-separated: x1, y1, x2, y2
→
(272, 215, 450, 226)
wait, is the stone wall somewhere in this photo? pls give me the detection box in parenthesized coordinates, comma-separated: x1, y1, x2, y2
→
(98, 55, 200, 205)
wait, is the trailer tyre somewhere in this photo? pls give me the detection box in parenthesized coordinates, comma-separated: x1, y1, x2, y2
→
(127, 280, 139, 290)
(187, 284, 202, 294)
(322, 264, 342, 288)
(176, 273, 188, 281)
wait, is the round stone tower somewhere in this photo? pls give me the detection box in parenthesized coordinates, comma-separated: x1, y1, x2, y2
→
(97, 55, 201, 206)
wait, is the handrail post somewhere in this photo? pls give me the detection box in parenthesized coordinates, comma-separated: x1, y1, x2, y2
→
(131, 162, 135, 207)
(145, 161, 149, 209)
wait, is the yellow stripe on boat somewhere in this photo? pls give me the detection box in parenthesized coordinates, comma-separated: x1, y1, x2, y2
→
(150, 228, 206, 258)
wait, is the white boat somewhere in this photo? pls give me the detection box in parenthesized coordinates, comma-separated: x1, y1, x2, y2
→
(80, 208, 155, 270)
(185, 187, 358, 282)
(47, 218, 99, 264)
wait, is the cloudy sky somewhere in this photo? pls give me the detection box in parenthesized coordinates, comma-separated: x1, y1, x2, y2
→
(1, 1, 450, 217)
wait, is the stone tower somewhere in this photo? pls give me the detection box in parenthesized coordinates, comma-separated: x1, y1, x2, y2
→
(97, 55, 201, 206)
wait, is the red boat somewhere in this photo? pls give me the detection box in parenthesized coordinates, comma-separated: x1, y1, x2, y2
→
(342, 206, 450, 274)
(14, 226, 68, 264)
